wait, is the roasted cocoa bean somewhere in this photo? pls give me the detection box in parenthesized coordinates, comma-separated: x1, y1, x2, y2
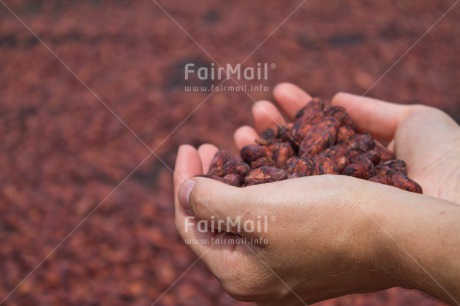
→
(241, 144, 267, 163)
(244, 166, 287, 186)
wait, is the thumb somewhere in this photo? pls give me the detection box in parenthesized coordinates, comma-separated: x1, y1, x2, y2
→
(178, 177, 260, 236)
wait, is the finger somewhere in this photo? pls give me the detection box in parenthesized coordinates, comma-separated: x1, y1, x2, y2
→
(252, 100, 286, 133)
(331, 92, 415, 141)
(198, 144, 219, 173)
(174, 145, 203, 199)
(174, 146, 242, 270)
(273, 82, 312, 119)
(178, 177, 261, 237)
(234, 125, 259, 150)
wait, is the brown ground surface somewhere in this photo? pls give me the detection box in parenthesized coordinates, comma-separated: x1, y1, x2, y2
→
(1, 1, 459, 305)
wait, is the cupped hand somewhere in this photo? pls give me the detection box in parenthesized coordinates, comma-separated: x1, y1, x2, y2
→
(173, 84, 460, 305)
(261, 83, 460, 204)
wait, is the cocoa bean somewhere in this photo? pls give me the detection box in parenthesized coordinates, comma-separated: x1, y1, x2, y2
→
(250, 157, 276, 169)
(382, 160, 407, 175)
(223, 174, 242, 187)
(357, 149, 381, 165)
(223, 161, 250, 177)
(347, 133, 375, 153)
(337, 125, 355, 145)
(388, 171, 423, 194)
(256, 128, 277, 145)
(352, 155, 375, 177)
(313, 156, 337, 175)
(295, 97, 325, 118)
(375, 140, 395, 162)
(201, 95, 422, 194)
(244, 167, 287, 186)
(208, 150, 230, 177)
(241, 144, 267, 163)
(324, 106, 356, 129)
(368, 175, 390, 185)
(299, 116, 339, 156)
(342, 163, 371, 179)
(289, 156, 315, 178)
(270, 142, 294, 169)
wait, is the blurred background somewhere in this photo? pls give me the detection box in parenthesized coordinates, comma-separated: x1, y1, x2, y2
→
(1, 0, 459, 305)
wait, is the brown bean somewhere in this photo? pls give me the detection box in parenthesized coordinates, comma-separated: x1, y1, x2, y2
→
(241, 144, 267, 163)
(244, 167, 287, 186)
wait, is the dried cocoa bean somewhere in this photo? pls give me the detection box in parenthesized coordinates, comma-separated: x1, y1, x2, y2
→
(208, 150, 231, 177)
(351, 155, 375, 177)
(288, 156, 315, 178)
(299, 116, 339, 156)
(241, 144, 267, 163)
(375, 140, 395, 162)
(250, 157, 276, 169)
(337, 125, 356, 145)
(346, 133, 375, 153)
(286, 157, 300, 174)
(256, 128, 277, 145)
(388, 171, 423, 194)
(319, 145, 349, 171)
(223, 161, 250, 177)
(223, 174, 242, 187)
(295, 97, 325, 119)
(382, 160, 407, 175)
(357, 149, 381, 165)
(270, 142, 294, 169)
(244, 166, 287, 186)
(277, 123, 298, 148)
(325, 106, 356, 129)
(313, 156, 337, 175)
(342, 163, 371, 179)
(368, 175, 390, 185)
(209, 150, 230, 169)
(292, 110, 324, 141)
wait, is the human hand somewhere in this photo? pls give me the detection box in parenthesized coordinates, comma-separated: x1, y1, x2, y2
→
(253, 83, 460, 203)
(174, 84, 460, 305)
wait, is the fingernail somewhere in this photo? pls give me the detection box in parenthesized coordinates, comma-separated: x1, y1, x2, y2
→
(178, 179, 196, 212)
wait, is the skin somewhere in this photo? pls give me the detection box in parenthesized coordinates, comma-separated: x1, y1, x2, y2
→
(173, 83, 460, 305)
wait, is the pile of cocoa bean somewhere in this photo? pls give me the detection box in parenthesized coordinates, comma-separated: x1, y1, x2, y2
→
(203, 98, 423, 193)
